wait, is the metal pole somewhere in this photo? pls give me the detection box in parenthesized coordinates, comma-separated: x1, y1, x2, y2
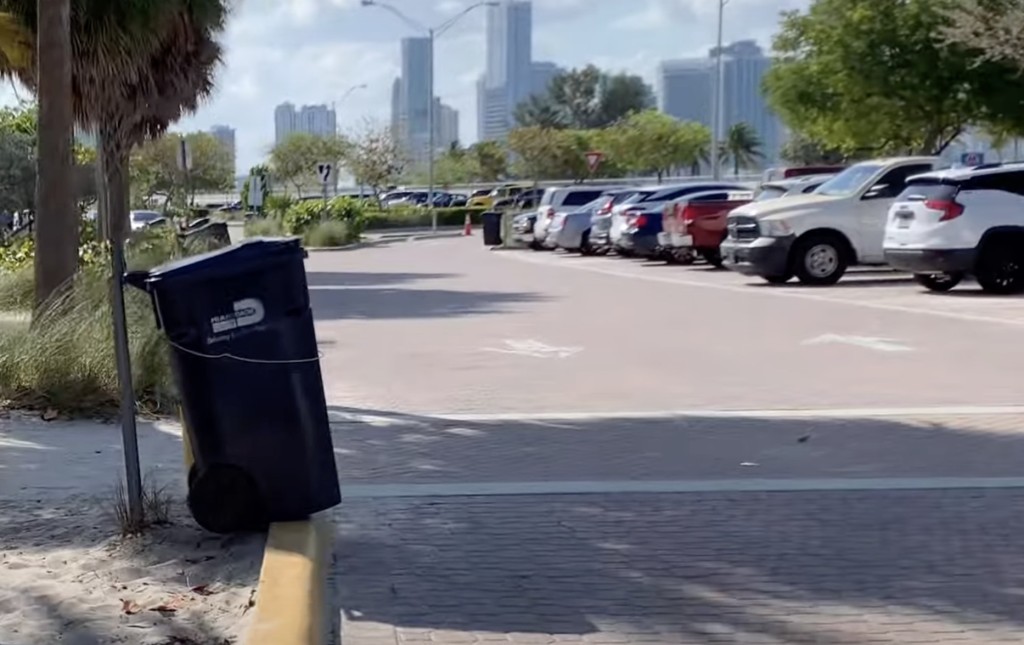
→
(710, 0, 725, 180)
(427, 27, 437, 232)
(110, 240, 143, 526)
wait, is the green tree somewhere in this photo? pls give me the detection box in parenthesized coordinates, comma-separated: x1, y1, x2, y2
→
(764, 0, 1024, 156)
(719, 122, 764, 176)
(468, 140, 507, 182)
(433, 145, 477, 187)
(517, 66, 654, 130)
(0, 107, 35, 214)
(941, 0, 1024, 69)
(507, 127, 593, 182)
(270, 132, 349, 198)
(605, 111, 709, 182)
(779, 132, 847, 166)
(131, 131, 233, 208)
(343, 123, 404, 204)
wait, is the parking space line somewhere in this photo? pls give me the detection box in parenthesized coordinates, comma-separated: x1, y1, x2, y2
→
(342, 477, 1024, 498)
(496, 251, 1024, 328)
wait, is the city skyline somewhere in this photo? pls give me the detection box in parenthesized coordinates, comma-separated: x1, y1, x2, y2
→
(147, 0, 821, 170)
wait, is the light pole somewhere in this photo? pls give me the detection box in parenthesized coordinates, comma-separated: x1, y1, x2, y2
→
(710, 0, 728, 180)
(362, 0, 497, 232)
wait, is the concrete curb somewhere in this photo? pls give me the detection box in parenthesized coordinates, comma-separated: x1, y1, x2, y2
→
(246, 518, 332, 645)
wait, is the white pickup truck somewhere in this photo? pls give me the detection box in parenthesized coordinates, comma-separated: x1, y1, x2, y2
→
(720, 156, 944, 285)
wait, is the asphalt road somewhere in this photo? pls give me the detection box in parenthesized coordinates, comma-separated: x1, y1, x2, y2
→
(314, 237, 1024, 645)
(309, 236, 1024, 415)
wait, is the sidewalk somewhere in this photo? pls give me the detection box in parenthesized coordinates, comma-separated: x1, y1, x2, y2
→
(0, 416, 263, 645)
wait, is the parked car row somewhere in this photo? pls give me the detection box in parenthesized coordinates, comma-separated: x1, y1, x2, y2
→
(513, 157, 1024, 295)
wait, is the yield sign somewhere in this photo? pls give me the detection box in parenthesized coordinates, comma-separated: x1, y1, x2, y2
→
(585, 150, 604, 173)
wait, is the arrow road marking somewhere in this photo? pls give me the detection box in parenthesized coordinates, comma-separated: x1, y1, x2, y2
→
(483, 339, 582, 359)
(802, 334, 913, 352)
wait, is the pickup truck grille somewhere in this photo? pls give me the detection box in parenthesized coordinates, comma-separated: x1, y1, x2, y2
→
(727, 215, 760, 241)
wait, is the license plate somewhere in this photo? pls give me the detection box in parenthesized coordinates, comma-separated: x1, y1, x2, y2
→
(895, 211, 913, 228)
(897, 218, 912, 228)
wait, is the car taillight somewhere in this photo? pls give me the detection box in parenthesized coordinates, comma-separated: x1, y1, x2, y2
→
(682, 205, 698, 222)
(633, 214, 648, 228)
(925, 199, 964, 222)
(544, 207, 555, 220)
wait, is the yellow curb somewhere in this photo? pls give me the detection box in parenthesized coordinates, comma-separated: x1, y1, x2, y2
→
(247, 518, 332, 645)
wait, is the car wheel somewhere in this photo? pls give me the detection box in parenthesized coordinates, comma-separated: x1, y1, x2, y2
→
(793, 234, 848, 286)
(580, 230, 594, 255)
(914, 272, 963, 292)
(700, 249, 724, 269)
(976, 239, 1024, 294)
(529, 239, 543, 251)
(672, 249, 695, 265)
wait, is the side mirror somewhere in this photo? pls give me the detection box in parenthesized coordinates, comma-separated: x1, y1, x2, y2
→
(863, 184, 891, 200)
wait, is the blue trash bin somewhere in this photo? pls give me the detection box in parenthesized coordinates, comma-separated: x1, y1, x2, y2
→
(127, 237, 341, 533)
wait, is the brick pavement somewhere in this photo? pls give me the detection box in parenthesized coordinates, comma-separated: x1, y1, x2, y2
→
(333, 490, 1024, 645)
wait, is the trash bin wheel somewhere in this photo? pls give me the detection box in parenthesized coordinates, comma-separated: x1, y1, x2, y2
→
(187, 464, 198, 489)
(187, 464, 269, 534)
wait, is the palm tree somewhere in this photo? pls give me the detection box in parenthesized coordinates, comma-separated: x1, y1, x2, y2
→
(720, 122, 764, 176)
(0, 0, 227, 278)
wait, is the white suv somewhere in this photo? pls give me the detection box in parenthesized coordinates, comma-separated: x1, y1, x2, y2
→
(884, 163, 1024, 294)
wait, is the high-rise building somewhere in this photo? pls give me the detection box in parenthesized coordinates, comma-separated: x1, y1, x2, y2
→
(209, 125, 236, 173)
(658, 40, 783, 167)
(436, 101, 460, 151)
(400, 37, 432, 153)
(530, 61, 561, 98)
(273, 102, 337, 144)
(478, 0, 533, 141)
(658, 59, 713, 127)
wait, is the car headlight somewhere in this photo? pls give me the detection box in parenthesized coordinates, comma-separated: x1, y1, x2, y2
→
(760, 219, 792, 237)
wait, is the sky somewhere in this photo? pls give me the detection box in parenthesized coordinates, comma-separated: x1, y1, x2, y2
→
(6, 0, 814, 173)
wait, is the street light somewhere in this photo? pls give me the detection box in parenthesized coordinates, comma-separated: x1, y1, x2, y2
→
(710, 0, 728, 180)
(362, 0, 497, 232)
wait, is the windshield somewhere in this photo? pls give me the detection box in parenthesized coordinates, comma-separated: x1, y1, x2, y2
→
(131, 211, 161, 223)
(621, 190, 654, 205)
(814, 163, 882, 197)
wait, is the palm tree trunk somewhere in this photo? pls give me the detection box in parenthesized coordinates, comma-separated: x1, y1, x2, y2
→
(98, 124, 131, 244)
(34, 0, 78, 309)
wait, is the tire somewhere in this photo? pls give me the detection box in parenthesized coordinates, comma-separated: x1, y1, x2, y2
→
(793, 233, 848, 286)
(975, 239, 1024, 294)
(580, 230, 595, 256)
(672, 249, 696, 265)
(529, 239, 543, 251)
(763, 274, 793, 284)
(700, 249, 724, 269)
(187, 464, 268, 534)
(914, 272, 963, 292)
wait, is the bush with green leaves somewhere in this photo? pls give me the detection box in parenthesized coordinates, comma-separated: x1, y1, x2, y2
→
(244, 216, 284, 238)
(363, 207, 488, 230)
(282, 196, 367, 238)
(303, 220, 357, 248)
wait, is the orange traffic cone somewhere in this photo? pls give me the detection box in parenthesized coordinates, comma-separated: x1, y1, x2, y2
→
(463, 213, 473, 236)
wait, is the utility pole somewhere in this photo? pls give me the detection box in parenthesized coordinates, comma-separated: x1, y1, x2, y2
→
(710, 0, 727, 181)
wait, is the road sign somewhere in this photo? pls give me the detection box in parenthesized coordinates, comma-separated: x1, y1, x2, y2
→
(176, 138, 192, 172)
(249, 174, 266, 208)
(317, 162, 333, 185)
(961, 152, 985, 166)
(585, 151, 604, 173)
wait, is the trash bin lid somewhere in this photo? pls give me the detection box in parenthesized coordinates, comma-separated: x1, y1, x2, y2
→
(138, 236, 303, 286)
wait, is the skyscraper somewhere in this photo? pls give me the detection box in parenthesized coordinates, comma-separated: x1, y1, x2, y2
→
(400, 37, 432, 153)
(658, 40, 783, 167)
(209, 125, 237, 173)
(273, 102, 337, 143)
(530, 61, 562, 98)
(478, 0, 533, 141)
(436, 101, 460, 151)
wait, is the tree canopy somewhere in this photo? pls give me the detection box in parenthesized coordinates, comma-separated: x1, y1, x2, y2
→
(764, 0, 1024, 156)
(515, 65, 653, 130)
(269, 132, 349, 197)
(131, 131, 233, 208)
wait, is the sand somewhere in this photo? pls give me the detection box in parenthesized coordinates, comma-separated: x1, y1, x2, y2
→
(0, 413, 265, 645)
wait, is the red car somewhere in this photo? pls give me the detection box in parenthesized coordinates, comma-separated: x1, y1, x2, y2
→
(660, 189, 755, 266)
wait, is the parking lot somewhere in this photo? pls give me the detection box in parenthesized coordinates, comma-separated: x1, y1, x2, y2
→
(318, 236, 1024, 645)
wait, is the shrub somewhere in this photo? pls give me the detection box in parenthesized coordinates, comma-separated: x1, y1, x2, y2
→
(363, 207, 488, 230)
(244, 216, 285, 238)
(303, 220, 356, 248)
(282, 196, 367, 237)
(0, 226, 215, 415)
(264, 194, 295, 219)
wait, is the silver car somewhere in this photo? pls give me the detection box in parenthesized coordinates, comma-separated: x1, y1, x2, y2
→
(555, 189, 633, 252)
(533, 186, 608, 249)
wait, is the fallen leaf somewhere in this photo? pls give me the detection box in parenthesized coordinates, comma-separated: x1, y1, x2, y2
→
(41, 408, 58, 421)
(121, 599, 141, 615)
(190, 584, 216, 596)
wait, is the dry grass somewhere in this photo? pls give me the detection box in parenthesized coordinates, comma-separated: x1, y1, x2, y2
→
(110, 475, 175, 536)
(303, 219, 356, 248)
(0, 228, 206, 415)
